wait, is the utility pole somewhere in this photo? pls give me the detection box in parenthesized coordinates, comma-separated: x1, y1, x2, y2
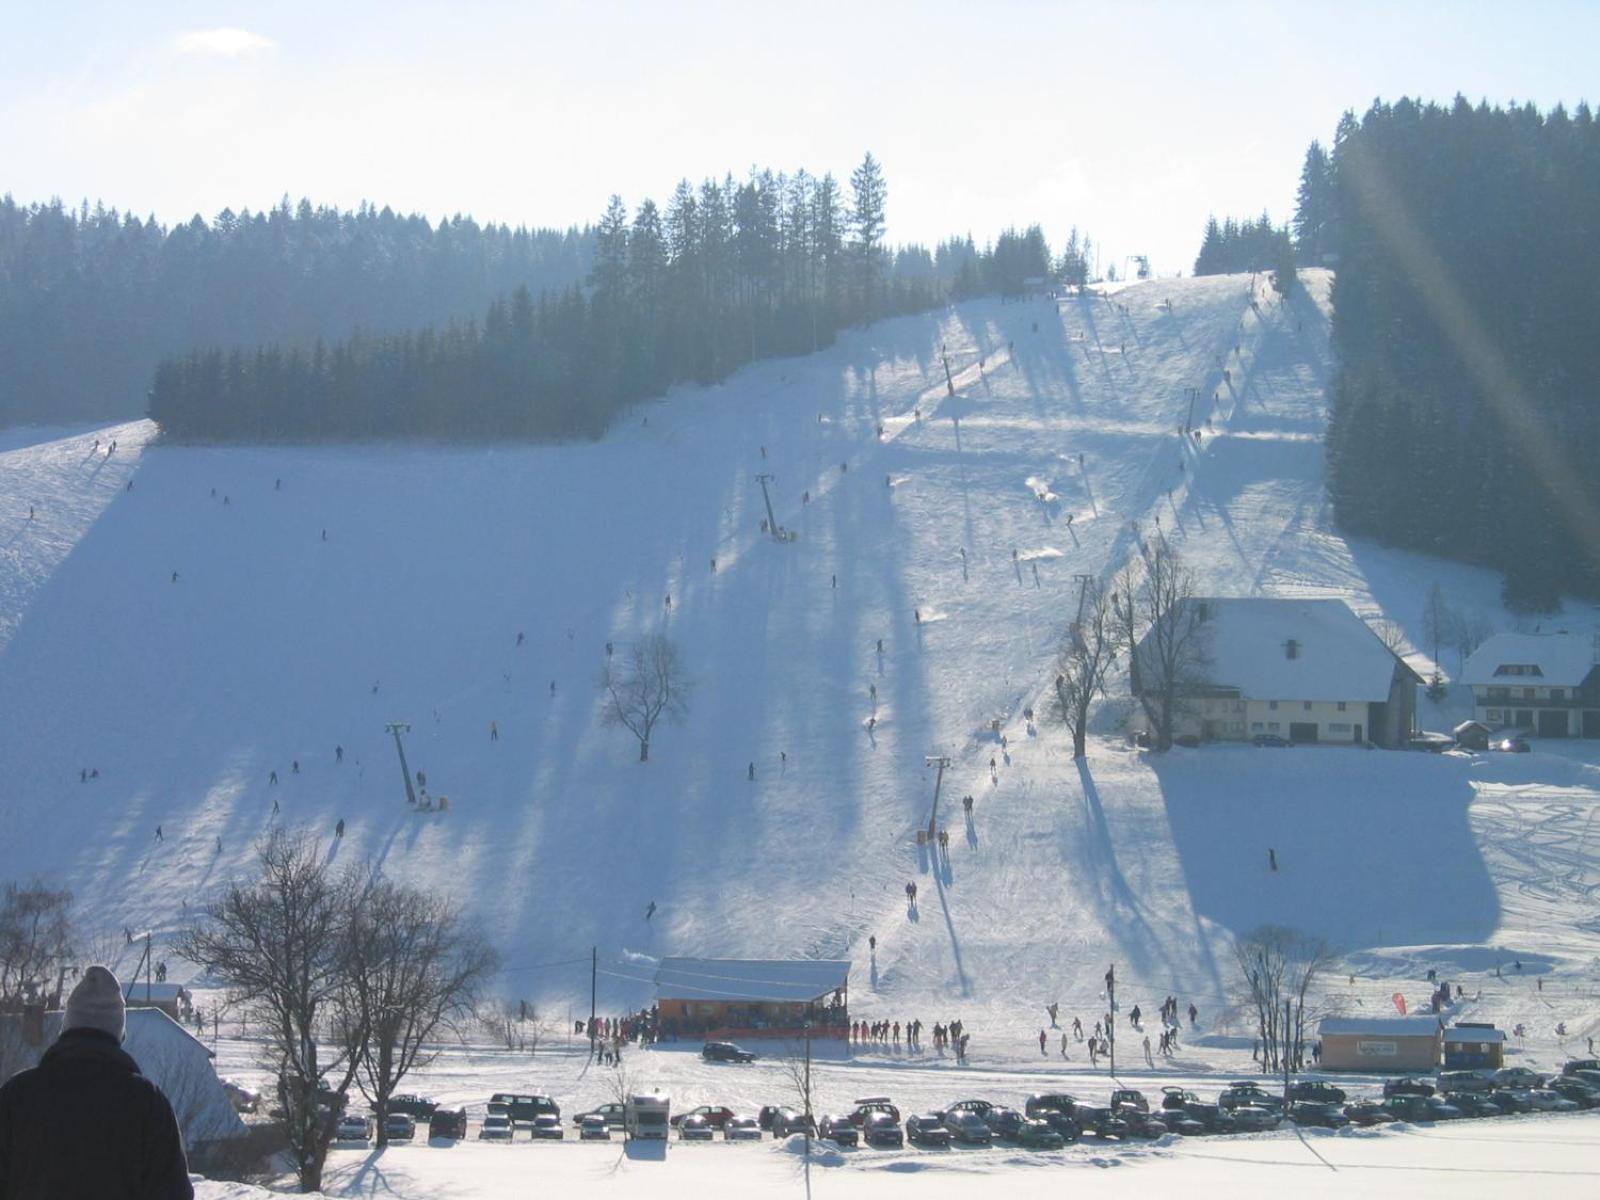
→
(589, 946, 597, 1062)
(924, 755, 950, 842)
(385, 721, 417, 807)
(1105, 963, 1117, 1077)
(1184, 386, 1198, 433)
(144, 933, 152, 1004)
(1283, 998, 1293, 1113)
(942, 353, 955, 396)
(755, 473, 781, 542)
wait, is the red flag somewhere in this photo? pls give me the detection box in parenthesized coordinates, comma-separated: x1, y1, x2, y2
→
(1391, 992, 1408, 1016)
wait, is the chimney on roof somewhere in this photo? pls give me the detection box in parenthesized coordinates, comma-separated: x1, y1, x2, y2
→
(1285, 638, 1299, 660)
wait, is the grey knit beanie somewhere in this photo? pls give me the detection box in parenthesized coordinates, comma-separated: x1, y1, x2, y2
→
(64, 965, 127, 1042)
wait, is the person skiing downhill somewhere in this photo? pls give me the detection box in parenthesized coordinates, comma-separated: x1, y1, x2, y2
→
(1039, 1029, 1047, 1055)
(645, 901, 656, 921)
(335, 819, 345, 838)
(1268, 848, 1278, 871)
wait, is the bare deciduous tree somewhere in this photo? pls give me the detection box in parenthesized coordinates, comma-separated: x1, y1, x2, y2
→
(337, 880, 498, 1147)
(480, 998, 551, 1055)
(1368, 616, 1409, 657)
(1453, 610, 1495, 674)
(1114, 538, 1207, 751)
(1233, 924, 1336, 1077)
(177, 832, 358, 1194)
(0, 880, 74, 1006)
(1422, 583, 1456, 670)
(1052, 576, 1118, 758)
(600, 634, 690, 762)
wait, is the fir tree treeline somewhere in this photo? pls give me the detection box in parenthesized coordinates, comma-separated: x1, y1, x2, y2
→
(0, 196, 592, 425)
(150, 157, 1085, 443)
(1317, 97, 1600, 608)
(1191, 212, 1294, 276)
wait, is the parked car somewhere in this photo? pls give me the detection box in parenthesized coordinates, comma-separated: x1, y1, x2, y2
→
(725, 1116, 763, 1141)
(985, 1108, 1026, 1141)
(1343, 1101, 1398, 1127)
(1220, 1083, 1280, 1111)
(1570, 1069, 1600, 1092)
(1526, 1089, 1579, 1113)
(849, 1099, 902, 1126)
(678, 1115, 714, 1141)
(906, 1114, 952, 1147)
(702, 1041, 756, 1064)
(671, 1105, 736, 1130)
(942, 1110, 993, 1145)
(1109, 1088, 1151, 1113)
(489, 1093, 560, 1126)
(1408, 732, 1454, 753)
(944, 1098, 997, 1119)
(572, 1103, 627, 1129)
(1076, 1106, 1130, 1139)
(1287, 1081, 1347, 1104)
(1159, 1087, 1199, 1112)
(1493, 1067, 1546, 1088)
(1016, 1119, 1066, 1149)
(1493, 734, 1530, 753)
(428, 1108, 467, 1140)
(818, 1115, 859, 1147)
(770, 1108, 815, 1137)
(220, 1079, 260, 1114)
(388, 1093, 437, 1117)
(1560, 1058, 1600, 1077)
(1418, 1096, 1464, 1121)
(861, 1113, 904, 1148)
(1490, 1089, 1532, 1114)
(1548, 1078, 1600, 1108)
(1027, 1093, 1082, 1120)
(1386, 1095, 1460, 1122)
(1445, 1093, 1504, 1119)
(1119, 1110, 1170, 1138)
(383, 1113, 416, 1142)
(1289, 1102, 1348, 1129)
(1175, 1100, 1235, 1135)
(530, 1114, 565, 1140)
(477, 1113, 513, 1141)
(1439, 1071, 1495, 1094)
(1382, 1077, 1435, 1098)
(334, 1114, 370, 1143)
(1252, 733, 1292, 748)
(579, 1115, 611, 1141)
(1229, 1105, 1279, 1133)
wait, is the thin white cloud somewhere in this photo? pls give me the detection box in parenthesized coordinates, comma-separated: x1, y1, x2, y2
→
(174, 29, 276, 58)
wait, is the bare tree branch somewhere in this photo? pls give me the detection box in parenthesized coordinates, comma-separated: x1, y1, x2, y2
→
(600, 634, 690, 761)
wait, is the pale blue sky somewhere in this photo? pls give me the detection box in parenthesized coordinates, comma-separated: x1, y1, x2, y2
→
(1, 1, 1593, 274)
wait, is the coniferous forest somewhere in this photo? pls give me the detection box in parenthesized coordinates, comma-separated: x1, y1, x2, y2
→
(1312, 98, 1600, 607)
(0, 197, 592, 425)
(147, 157, 1063, 444)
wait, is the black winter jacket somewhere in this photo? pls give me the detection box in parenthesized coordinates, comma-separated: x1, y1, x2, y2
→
(0, 1028, 193, 1200)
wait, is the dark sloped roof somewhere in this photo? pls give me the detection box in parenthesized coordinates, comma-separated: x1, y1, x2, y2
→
(654, 957, 849, 1003)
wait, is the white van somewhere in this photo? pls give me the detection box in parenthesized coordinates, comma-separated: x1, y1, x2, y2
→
(625, 1092, 671, 1140)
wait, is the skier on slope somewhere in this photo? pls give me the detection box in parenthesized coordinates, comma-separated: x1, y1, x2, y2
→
(646, 901, 656, 921)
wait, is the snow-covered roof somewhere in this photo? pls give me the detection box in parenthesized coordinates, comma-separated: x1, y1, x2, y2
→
(1140, 597, 1418, 702)
(1461, 633, 1599, 688)
(123, 981, 188, 1004)
(1443, 1026, 1505, 1044)
(654, 958, 850, 1003)
(1319, 1016, 1442, 1038)
(0, 1008, 244, 1145)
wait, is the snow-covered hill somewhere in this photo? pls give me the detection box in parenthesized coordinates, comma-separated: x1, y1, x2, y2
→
(4, 270, 1598, 1066)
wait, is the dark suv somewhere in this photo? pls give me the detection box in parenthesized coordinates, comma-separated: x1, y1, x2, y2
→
(702, 1041, 757, 1063)
(428, 1108, 467, 1139)
(489, 1093, 559, 1126)
(388, 1093, 437, 1117)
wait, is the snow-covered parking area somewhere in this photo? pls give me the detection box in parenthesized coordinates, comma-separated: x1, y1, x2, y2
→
(199, 1110, 1600, 1199)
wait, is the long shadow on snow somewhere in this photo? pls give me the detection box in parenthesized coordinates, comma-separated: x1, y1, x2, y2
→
(1150, 746, 1498, 949)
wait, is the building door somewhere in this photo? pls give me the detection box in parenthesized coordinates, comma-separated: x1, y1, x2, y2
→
(1289, 722, 1318, 743)
(1354, 723, 1363, 744)
(1583, 710, 1600, 739)
(1537, 709, 1568, 738)
(1514, 709, 1533, 729)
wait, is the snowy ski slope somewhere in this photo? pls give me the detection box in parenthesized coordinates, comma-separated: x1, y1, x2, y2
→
(3, 269, 1598, 1065)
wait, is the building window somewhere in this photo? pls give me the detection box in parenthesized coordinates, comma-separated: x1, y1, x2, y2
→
(1269, 701, 1278, 711)
(1550, 688, 1565, 701)
(1251, 722, 1264, 732)
(1337, 701, 1347, 712)
(1489, 687, 1509, 701)
(1268, 721, 1280, 732)
(1329, 722, 1352, 734)
(1523, 688, 1536, 700)
(1304, 701, 1313, 711)
(1485, 708, 1502, 723)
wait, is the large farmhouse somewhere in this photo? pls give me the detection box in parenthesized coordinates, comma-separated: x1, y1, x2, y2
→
(1460, 632, 1600, 738)
(1134, 597, 1420, 746)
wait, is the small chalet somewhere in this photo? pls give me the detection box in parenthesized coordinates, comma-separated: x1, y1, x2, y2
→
(1461, 632, 1600, 738)
(122, 980, 193, 1022)
(1442, 1022, 1505, 1070)
(1134, 597, 1421, 746)
(654, 957, 849, 1041)
(1318, 1015, 1441, 1072)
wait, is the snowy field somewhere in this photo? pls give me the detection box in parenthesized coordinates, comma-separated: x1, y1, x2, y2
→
(5, 269, 1600, 1191)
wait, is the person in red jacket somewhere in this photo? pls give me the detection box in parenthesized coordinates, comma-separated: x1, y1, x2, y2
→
(0, 965, 191, 1198)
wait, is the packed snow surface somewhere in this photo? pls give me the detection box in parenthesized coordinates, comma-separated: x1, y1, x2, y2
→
(4, 270, 1600, 1125)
